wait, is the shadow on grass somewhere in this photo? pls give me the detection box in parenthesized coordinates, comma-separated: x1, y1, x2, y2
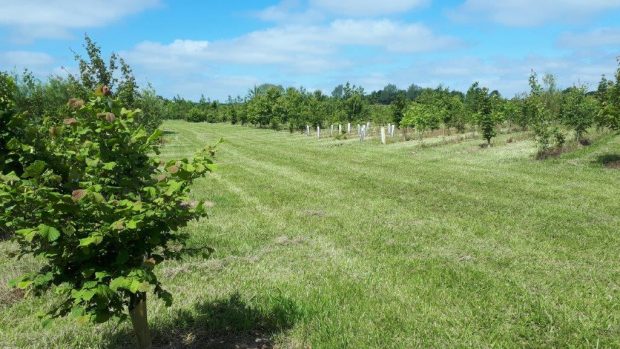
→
(107, 293, 300, 349)
(595, 154, 620, 169)
(162, 130, 177, 136)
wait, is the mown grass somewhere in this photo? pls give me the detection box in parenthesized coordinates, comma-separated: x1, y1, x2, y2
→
(1, 122, 619, 348)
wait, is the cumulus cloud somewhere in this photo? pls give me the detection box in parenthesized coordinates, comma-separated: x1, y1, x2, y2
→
(558, 28, 620, 48)
(0, 51, 54, 67)
(125, 19, 461, 75)
(121, 14, 462, 99)
(0, 0, 160, 41)
(0, 50, 64, 78)
(451, 0, 620, 26)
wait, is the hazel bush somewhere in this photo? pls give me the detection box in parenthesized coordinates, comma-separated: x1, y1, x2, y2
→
(1, 82, 217, 347)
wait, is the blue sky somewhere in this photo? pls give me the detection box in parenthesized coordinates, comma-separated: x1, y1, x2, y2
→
(1, 0, 619, 100)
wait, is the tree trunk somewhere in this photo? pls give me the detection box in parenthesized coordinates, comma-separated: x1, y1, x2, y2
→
(130, 293, 152, 349)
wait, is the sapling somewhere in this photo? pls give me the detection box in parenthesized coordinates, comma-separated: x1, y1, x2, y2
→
(1, 84, 218, 349)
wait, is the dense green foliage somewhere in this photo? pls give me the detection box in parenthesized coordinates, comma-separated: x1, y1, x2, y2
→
(560, 86, 598, 141)
(1, 79, 217, 331)
(401, 102, 441, 137)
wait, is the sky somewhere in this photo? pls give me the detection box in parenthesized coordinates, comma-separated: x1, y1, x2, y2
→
(0, 0, 619, 100)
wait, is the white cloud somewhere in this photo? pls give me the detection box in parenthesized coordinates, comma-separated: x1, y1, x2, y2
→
(0, 51, 54, 67)
(558, 28, 620, 48)
(328, 19, 460, 52)
(0, 0, 160, 41)
(255, 0, 324, 23)
(122, 17, 461, 100)
(0, 51, 64, 78)
(310, 0, 427, 16)
(125, 19, 460, 75)
(451, 0, 620, 26)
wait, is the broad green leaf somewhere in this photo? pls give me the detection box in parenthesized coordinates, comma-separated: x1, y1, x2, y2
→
(102, 162, 116, 170)
(95, 272, 109, 280)
(126, 220, 138, 229)
(129, 280, 149, 293)
(1, 171, 20, 183)
(147, 129, 162, 144)
(47, 227, 60, 242)
(17, 228, 37, 242)
(82, 281, 98, 289)
(79, 235, 103, 247)
(85, 158, 100, 167)
(109, 277, 131, 291)
(111, 220, 125, 230)
(23, 160, 46, 178)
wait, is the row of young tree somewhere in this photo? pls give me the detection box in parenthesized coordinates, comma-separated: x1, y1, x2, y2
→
(160, 63, 620, 155)
(204, 63, 619, 156)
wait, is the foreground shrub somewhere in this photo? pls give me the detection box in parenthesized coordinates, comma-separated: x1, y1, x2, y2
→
(1, 85, 217, 348)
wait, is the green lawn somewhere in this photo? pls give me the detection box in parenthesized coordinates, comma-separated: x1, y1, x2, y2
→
(2, 121, 620, 348)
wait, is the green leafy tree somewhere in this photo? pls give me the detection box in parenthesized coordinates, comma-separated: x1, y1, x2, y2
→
(373, 83, 400, 104)
(478, 88, 501, 145)
(478, 110, 496, 145)
(390, 91, 408, 126)
(561, 86, 598, 141)
(1, 86, 217, 348)
(187, 106, 208, 122)
(401, 102, 441, 138)
(75, 36, 115, 88)
(73, 35, 143, 107)
(406, 83, 423, 100)
(134, 84, 165, 134)
(331, 84, 344, 99)
(226, 96, 240, 125)
(465, 82, 485, 115)
(11, 70, 83, 121)
(247, 86, 284, 128)
(282, 87, 304, 131)
(339, 83, 369, 122)
(527, 71, 555, 154)
(504, 96, 526, 130)
(446, 95, 466, 133)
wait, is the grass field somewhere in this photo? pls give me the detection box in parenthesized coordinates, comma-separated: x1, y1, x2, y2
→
(1, 121, 620, 348)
